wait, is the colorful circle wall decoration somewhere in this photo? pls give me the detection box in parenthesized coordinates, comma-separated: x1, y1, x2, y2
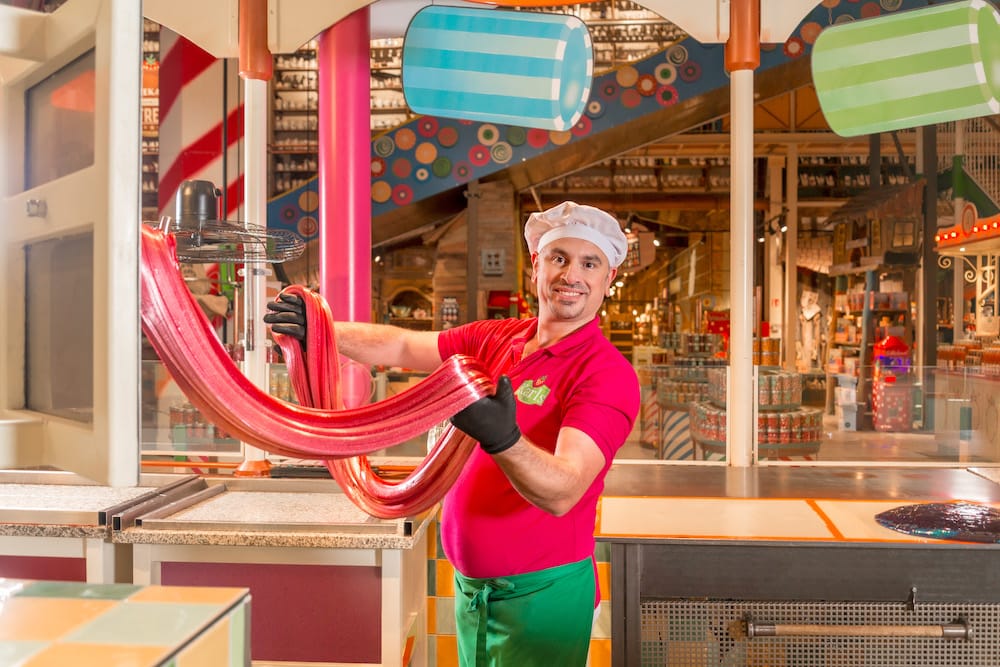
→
(414, 142, 437, 164)
(437, 126, 459, 147)
(654, 63, 677, 85)
(298, 216, 318, 238)
(490, 142, 513, 164)
(417, 117, 438, 137)
(477, 124, 500, 146)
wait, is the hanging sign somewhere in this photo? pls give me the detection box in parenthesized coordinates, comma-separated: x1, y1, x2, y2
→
(402, 5, 593, 131)
(812, 0, 1000, 136)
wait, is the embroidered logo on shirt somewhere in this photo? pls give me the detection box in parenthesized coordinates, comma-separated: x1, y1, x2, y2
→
(515, 379, 550, 406)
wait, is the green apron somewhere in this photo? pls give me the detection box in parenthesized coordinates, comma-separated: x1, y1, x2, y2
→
(453, 557, 595, 666)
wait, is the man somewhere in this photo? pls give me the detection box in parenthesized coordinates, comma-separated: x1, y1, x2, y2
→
(265, 201, 639, 666)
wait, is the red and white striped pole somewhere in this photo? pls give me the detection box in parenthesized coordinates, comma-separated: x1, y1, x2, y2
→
(157, 30, 244, 222)
(157, 28, 244, 333)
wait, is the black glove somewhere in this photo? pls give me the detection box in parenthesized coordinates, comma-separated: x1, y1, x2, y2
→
(450, 375, 521, 455)
(264, 293, 307, 343)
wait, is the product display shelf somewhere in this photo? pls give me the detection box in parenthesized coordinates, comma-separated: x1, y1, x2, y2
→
(796, 155, 913, 200)
(541, 157, 731, 196)
(141, 19, 159, 217)
(691, 368, 823, 461)
(523, 0, 685, 70)
(270, 42, 320, 196)
(650, 334, 726, 460)
(608, 318, 635, 359)
(141, 360, 296, 459)
(824, 270, 913, 426)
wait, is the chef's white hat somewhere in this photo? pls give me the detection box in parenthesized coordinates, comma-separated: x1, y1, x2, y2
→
(524, 201, 628, 268)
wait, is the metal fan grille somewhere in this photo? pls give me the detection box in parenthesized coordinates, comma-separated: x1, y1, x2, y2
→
(640, 599, 999, 666)
(152, 218, 304, 264)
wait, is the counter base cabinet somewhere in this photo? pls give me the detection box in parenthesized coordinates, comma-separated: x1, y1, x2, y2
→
(608, 542, 1000, 667)
(133, 539, 427, 667)
(0, 553, 85, 582)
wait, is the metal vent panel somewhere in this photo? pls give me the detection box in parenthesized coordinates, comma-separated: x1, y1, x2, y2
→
(641, 600, 1000, 666)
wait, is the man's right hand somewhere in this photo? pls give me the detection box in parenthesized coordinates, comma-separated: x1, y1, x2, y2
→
(264, 293, 307, 343)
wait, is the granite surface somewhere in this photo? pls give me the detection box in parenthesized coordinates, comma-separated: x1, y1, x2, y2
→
(0, 523, 110, 539)
(0, 483, 158, 538)
(0, 484, 156, 512)
(116, 490, 435, 550)
(116, 523, 431, 550)
(0, 478, 432, 549)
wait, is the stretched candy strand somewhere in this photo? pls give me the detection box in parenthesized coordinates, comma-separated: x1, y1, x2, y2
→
(139, 224, 493, 464)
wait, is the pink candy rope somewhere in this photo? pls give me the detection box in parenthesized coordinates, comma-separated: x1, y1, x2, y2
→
(271, 285, 478, 517)
(139, 225, 494, 511)
(271, 289, 523, 518)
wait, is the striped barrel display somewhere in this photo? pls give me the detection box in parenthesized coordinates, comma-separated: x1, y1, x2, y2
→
(812, 0, 1000, 137)
(658, 409, 694, 461)
(402, 6, 593, 131)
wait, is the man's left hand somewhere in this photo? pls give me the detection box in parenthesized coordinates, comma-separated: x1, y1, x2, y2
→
(450, 375, 521, 455)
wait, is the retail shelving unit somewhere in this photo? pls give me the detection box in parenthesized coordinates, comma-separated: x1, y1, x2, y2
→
(270, 42, 320, 197)
(529, 0, 685, 70)
(609, 318, 636, 359)
(539, 156, 731, 196)
(370, 37, 411, 133)
(141, 19, 159, 218)
(796, 156, 914, 200)
(690, 367, 823, 460)
(825, 269, 913, 428)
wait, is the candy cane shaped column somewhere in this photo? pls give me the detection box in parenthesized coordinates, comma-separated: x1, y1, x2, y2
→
(157, 29, 245, 320)
(157, 30, 244, 222)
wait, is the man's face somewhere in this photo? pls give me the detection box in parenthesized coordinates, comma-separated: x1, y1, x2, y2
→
(532, 237, 616, 325)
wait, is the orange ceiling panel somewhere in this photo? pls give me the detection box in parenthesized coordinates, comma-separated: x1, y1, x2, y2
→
(793, 86, 831, 131)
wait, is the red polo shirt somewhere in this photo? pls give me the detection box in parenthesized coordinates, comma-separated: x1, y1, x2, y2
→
(438, 316, 639, 580)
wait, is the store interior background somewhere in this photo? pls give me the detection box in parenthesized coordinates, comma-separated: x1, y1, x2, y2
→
(122, 0, 1000, 471)
(5, 2, 1000, 665)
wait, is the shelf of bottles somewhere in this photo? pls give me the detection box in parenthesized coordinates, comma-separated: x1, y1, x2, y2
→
(539, 156, 731, 195)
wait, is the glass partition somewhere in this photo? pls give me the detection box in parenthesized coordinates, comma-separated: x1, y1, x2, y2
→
(625, 355, 1000, 465)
